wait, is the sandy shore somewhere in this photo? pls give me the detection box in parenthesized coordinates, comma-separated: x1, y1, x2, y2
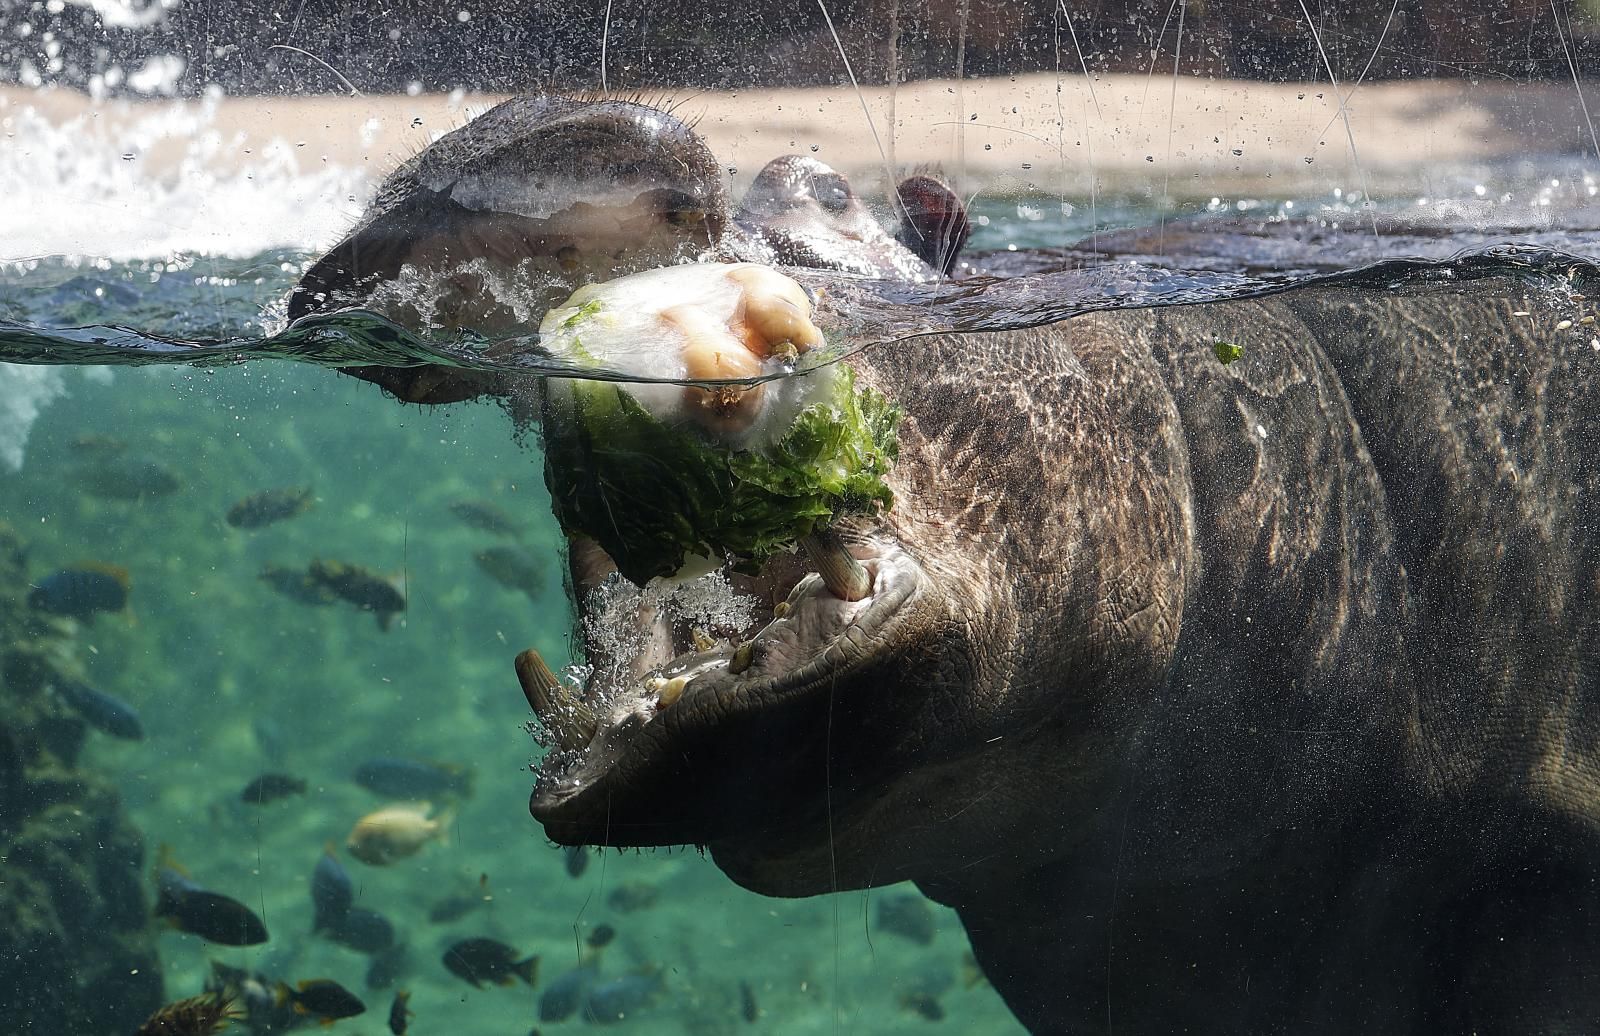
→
(2, 74, 1596, 257)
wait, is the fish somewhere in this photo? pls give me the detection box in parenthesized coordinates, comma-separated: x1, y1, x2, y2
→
(259, 563, 338, 606)
(329, 906, 397, 954)
(605, 881, 659, 912)
(346, 803, 451, 866)
(53, 677, 144, 739)
(366, 943, 411, 991)
(309, 559, 407, 630)
(28, 562, 130, 620)
(896, 963, 955, 1022)
(585, 923, 616, 949)
(899, 991, 945, 1021)
(80, 454, 181, 499)
(68, 432, 127, 457)
(275, 978, 367, 1022)
(441, 937, 540, 989)
(563, 844, 590, 878)
(538, 964, 598, 1023)
(472, 545, 546, 599)
(426, 873, 491, 924)
(739, 979, 759, 1023)
(207, 961, 294, 1029)
(449, 498, 522, 537)
(388, 989, 412, 1034)
(353, 757, 474, 800)
(240, 772, 307, 805)
(310, 844, 354, 934)
(875, 891, 937, 946)
(226, 486, 314, 529)
(154, 850, 269, 946)
(583, 970, 665, 1024)
(133, 991, 240, 1036)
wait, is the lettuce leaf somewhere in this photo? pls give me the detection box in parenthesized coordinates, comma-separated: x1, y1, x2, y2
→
(541, 365, 900, 585)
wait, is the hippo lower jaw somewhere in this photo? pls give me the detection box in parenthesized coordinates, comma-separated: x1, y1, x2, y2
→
(528, 532, 936, 847)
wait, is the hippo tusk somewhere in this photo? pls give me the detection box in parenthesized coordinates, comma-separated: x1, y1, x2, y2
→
(515, 648, 599, 752)
(801, 528, 872, 602)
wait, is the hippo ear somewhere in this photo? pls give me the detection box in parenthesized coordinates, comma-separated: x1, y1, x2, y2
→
(894, 175, 973, 277)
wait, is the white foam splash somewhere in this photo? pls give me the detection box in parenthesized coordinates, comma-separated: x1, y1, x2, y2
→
(0, 88, 372, 260)
(0, 365, 67, 472)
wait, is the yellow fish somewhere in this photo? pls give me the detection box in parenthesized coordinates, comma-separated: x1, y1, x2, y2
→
(346, 803, 451, 866)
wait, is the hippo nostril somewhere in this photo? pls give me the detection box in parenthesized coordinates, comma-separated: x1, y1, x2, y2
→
(665, 209, 706, 226)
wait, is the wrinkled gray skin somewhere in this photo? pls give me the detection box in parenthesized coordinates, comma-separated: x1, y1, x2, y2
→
(296, 97, 1600, 1033)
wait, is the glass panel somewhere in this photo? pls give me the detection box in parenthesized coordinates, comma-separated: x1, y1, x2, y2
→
(2, 3, 1597, 1032)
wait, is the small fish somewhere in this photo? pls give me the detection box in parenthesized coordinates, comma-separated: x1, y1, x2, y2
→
(605, 881, 658, 913)
(311, 843, 354, 933)
(346, 803, 451, 866)
(449, 498, 522, 537)
(259, 563, 338, 606)
(353, 757, 474, 800)
(366, 943, 411, 991)
(442, 937, 539, 989)
(208, 961, 300, 1032)
(68, 432, 127, 457)
(133, 991, 239, 1036)
(538, 964, 598, 1023)
(585, 923, 616, 949)
(563, 844, 591, 879)
(583, 970, 665, 1024)
(388, 989, 412, 1035)
(898, 990, 945, 1021)
(426, 874, 491, 924)
(330, 906, 397, 954)
(275, 978, 366, 1022)
(739, 979, 759, 1023)
(241, 772, 307, 805)
(154, 850, 269, 946)
(80, 454, 181, 499)
(226, 486, 314, 529)
(28, 562, 130, 620)
(309, 559, 407, 630)
(54, 678, 144, 739)
(473, 545, 546, 599)
(875, 891, 937, 946)
(897, 963, 955, 1022)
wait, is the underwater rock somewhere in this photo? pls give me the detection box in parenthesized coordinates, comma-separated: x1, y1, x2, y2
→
(0, 521, 164, 1032)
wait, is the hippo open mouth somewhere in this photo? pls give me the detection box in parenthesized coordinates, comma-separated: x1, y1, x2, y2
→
(526, 527, 934, 848)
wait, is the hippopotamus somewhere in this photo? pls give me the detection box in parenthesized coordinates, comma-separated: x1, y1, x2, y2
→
(292, 95, 1600, 1033)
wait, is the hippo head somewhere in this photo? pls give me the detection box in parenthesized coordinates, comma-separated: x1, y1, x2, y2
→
(291, 95, 1116, 902)
(288, 96, 729, 403)
(513, 120, 1153, 904)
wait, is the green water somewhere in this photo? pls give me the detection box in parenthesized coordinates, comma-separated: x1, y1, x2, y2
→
(0, 244, 1026, 1031)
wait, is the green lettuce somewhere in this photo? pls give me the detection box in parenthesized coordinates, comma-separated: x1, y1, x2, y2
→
(541, 365, 900, 585)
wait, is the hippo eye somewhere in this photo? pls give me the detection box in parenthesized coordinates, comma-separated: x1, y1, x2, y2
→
(810, 173, 853, 213)
(649, 188, 706, 226)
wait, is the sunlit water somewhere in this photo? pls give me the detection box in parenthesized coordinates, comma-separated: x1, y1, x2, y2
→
(4, 119, 1600, 1033)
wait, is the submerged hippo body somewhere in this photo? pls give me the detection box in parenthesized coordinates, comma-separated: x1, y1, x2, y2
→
(296, 97, 1600, 1032)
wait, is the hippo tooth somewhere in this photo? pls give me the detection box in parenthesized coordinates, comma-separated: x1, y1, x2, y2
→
(654, 675, 689, 709)
(729, 640, 755, 675)
(772, 600, 790, 619)
(690, 627, 716, 653)
(801, 529, 872, 602)
(515, 648, 598, 752)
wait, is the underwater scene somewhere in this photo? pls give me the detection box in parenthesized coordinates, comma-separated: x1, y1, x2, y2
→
(6, 2, 1600, 1034)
